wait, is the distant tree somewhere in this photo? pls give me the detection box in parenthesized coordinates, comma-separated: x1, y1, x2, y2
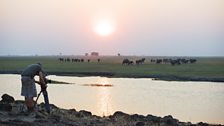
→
(97, 58, 100, 63)
(91, 52, 99, 56)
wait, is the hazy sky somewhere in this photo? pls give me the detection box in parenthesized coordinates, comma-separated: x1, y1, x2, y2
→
(1, 0, 224, 56)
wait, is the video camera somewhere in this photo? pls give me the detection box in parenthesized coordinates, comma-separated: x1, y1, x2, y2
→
(43, 73, 52, 84)
(44, 78, 52, 84)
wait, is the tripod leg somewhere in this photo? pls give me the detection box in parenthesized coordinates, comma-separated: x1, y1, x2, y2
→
(42, 91, 50, 113)
(34, 91, 42, 107)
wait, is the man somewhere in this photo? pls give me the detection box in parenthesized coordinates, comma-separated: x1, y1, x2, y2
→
(21, 63, 46, 111)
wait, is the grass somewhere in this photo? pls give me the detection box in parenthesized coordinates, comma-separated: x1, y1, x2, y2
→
(0, 56, 224, 80)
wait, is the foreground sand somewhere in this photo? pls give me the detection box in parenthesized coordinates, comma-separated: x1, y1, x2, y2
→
(0, 94, 222, 126)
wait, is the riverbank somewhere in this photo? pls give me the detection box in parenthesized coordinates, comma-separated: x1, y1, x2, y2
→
(0, 94, 222, 126)
(1, 56, 224, 82)
(1, 70, 224, 82)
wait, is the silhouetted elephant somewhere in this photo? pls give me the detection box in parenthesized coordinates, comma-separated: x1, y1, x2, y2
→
(128, 61, 134, 65)
(136, 58, 145, 65)
(189, 59, 197, 63)
(170, 59, 181, 66)
(122, 59, 129, 65)
(65, 58, 70, 62)
(58, 58, 64, 62)
(156, 59, 162, 64)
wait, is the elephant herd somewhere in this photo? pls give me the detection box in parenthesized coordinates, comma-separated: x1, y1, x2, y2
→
(122, 58, 145, 65)
(169, 58, 197, 65)
(122, 58, 197, 66)
(150, 58, 197, 66)
(58, 58, 100, 63)
(58, 57, 197, 66)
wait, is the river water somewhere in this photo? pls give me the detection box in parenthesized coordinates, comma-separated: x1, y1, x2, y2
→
(0, 74, 223, 124)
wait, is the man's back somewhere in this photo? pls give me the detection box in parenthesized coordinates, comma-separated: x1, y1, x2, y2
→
(21, 64, 42, 78)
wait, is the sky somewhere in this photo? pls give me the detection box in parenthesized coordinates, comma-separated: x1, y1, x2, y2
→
(0, 0, 224, 56)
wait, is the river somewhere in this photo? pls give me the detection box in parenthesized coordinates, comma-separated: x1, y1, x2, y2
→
(0, 74, 223, 124)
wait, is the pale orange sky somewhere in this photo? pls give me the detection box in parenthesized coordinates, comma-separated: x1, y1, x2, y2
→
(0, 0, 224, 56)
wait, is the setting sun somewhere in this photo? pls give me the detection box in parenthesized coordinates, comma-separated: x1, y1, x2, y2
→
(93, 20, 115, 37)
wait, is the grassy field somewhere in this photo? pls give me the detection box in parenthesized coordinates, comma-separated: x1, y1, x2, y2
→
(0, 56, 224, 81)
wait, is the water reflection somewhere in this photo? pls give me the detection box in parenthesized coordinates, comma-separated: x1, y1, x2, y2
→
(0, 75, 224, 124)
(95, 78, 113, 116)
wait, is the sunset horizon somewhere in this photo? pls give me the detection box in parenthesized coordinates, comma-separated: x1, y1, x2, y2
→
(1, 0, 224, 56)
(0, 1, 224, 125)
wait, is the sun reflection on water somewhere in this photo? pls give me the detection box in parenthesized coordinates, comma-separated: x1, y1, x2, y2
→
(96, 78, 113, 116)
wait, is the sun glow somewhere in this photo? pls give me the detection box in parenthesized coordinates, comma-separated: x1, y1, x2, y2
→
(93, 20, 115, 37)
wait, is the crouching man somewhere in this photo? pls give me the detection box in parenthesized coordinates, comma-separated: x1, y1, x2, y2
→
(21, 63, 46, 112)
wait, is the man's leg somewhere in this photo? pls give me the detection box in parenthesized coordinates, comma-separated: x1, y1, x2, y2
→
(21, 77, 37, 112)
(25, 97, 35, 111)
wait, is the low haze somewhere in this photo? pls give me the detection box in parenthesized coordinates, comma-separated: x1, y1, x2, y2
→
(0, 0, 224, 56)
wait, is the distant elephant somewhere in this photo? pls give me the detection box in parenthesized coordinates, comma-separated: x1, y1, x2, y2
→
(141, 58, 145, 63)
(128, 61, 134, 65)
(122, 59, 130, 65)
(170, 59, 181, 66)
(180, 59, 189, 64)
(136, 58, 145, 65)
(151, 59, 156, 63)
(66, 58, 70, 62)
(189, 59, 197, 63)
(136, 60, 141, 65)
(156, 59, 162, 64)
(58, 58, 64, 62)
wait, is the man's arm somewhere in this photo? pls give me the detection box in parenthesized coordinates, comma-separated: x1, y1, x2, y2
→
(39, 71, 45, 84)
(39, 71, 47, 90)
